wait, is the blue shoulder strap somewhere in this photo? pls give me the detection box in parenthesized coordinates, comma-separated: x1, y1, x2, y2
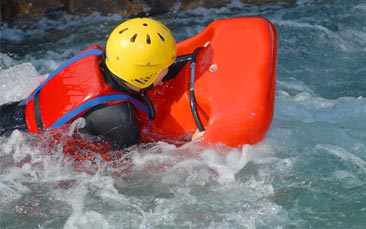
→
(26, 49, 104, 104)
(50, 94, 149, 129)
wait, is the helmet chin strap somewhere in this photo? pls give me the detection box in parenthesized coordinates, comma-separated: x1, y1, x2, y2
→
(140, 90, 156, 120)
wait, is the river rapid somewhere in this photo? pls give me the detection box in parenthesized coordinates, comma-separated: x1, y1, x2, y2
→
(1, 0, 366, 228)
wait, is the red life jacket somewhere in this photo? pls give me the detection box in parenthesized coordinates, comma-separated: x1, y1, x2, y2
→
(25, 45, 149, 132)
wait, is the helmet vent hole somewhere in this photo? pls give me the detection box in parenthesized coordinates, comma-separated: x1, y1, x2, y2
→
(131, 34, 137, 42)
(143, 23, 148, 26)
(157, 33, 165, 42)
(146, 34, 151, 44)
(119, 28, 128, 34)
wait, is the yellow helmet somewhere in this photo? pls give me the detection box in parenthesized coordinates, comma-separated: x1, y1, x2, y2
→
(105, 18, 176, 89)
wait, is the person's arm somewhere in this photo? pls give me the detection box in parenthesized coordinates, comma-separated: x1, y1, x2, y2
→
(0, 100, 27, 136)
(80, 102, 141, 150)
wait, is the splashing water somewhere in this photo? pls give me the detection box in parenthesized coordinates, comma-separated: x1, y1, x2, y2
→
(1, 0, 366, 228)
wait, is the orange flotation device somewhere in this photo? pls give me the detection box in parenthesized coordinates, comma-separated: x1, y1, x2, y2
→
(142, 17, 277, 147)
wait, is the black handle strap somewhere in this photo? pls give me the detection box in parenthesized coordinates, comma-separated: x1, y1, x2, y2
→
(189, 47, 205, 132)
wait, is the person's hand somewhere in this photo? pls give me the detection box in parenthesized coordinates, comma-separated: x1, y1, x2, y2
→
(191, 129, 205, 141)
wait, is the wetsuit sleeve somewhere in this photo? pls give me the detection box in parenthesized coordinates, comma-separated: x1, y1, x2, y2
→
(0, 100, 27, 136)
(80, 102, 141, 150)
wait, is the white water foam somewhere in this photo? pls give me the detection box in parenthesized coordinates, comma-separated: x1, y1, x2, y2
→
(0, 62, 41, 104)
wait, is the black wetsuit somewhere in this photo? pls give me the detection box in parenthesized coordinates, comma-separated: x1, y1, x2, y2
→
(0, 54, 190, 150)
(80, 60, 145, 150)
(0, 101, 28, 136)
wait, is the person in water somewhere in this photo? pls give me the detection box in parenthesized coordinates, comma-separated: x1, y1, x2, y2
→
(0, 17, 182, 150)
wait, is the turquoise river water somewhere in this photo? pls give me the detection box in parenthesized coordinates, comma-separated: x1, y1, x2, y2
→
(1, 0, 365, 228)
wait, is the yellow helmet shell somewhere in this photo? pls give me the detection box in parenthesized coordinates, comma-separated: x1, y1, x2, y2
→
(105, 18, 176, 89)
